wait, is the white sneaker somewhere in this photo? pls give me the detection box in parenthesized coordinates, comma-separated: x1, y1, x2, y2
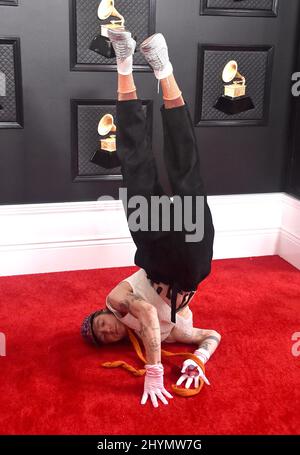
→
(107, 28, 136, 62)
(140, 33, 173, 80)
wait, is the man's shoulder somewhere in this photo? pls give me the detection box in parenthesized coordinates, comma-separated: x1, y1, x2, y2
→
(118, 268, 146, 291)
(117, 280, 133, 292)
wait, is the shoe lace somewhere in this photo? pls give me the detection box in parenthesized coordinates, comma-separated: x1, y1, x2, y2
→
(143, 48, 168, 93)
(145, 51, 165, 70)
(157, 74, 171, 95)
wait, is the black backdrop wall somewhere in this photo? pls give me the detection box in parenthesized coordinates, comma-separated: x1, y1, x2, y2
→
(0, 0, 299, 205)
(287, 3, 300, 200)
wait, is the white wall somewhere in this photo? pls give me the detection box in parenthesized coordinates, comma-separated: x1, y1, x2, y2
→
(0, 193, 299, 276)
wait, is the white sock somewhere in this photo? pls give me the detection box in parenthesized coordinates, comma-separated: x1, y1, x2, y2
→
(117, 55, 133, 76)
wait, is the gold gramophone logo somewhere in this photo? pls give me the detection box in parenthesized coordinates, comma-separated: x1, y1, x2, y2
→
(98, 0, 125, 37)
(98, 113, 117, 152)
(223, 60, 246, 98)
(90, 0, 126, 57)
(214, 60, 254, 115)
(89, 112, 120, 168)
(90, 1, 137, 58)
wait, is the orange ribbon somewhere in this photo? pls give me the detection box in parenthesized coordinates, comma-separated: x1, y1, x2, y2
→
(101, 328, 205, 397)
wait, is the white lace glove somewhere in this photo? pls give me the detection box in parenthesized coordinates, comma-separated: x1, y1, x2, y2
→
(141, 363, 173, 408)
(176, 349, 211, 389)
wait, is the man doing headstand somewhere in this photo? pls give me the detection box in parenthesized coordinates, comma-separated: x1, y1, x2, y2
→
(81, 30, 220, 408)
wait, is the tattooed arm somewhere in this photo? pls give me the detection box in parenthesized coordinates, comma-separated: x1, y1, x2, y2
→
(196, 331, 221, 359)
(107, 281, 172, 408)
(107, 281, 161, 365)
(137, 317, 161, 365)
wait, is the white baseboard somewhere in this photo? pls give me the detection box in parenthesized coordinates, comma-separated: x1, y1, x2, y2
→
(0, 193, 299, 276)
(277, 194, 300, 270)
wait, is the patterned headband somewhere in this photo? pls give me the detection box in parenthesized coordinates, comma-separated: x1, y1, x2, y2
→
(80, 309, 108, 346)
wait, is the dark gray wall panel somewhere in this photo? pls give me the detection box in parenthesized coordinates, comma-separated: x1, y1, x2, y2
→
(287, 7, 300, 199)
(208, 0, 273, 7)
(0, 0, 299, 204)
(0, 37, 23, 128)
(195, 44, 274, 125)
(0, 1, 18, 6)
(71, 0, 156, 70)
(77, 102, 121, 178)
(201, 0, 278, 16)
(0, 43, 16, 121)
(71, 99, 152, 180)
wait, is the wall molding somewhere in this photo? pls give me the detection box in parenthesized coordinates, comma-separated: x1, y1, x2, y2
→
(277, 194, 300, 270)
(0, 193, 299, 276)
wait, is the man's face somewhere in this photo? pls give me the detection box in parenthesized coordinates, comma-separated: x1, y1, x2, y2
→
(92, 313, 127, 344)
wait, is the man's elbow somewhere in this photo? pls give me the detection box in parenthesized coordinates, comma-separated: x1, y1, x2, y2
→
(139, 304, 157, 320)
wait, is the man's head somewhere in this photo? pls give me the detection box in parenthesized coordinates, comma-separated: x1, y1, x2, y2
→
(81, 308, 127, 346)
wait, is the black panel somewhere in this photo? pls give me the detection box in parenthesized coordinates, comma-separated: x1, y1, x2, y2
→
(200, 0, 279, 17)
(286, 8, 300, 199)
(70, 0, 156, 71)
(71, 99, 153, 181)
(195, 44, 274, 126)
(0, 0, 299, 204)
(0, 37, 23, 129)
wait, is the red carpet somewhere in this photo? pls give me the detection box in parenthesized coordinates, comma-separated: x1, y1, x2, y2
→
(0, 256, 299, 435)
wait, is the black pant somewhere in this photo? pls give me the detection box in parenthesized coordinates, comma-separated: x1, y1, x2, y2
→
(116, 99, 215, 321)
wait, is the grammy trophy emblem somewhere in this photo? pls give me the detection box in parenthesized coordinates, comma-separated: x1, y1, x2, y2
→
(89, 0, 136, 59)
(90, 113, 121, 169)
(98, 0, 124, 38)
(214, 60, 254, 115)
(98, 114, 117, 152)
